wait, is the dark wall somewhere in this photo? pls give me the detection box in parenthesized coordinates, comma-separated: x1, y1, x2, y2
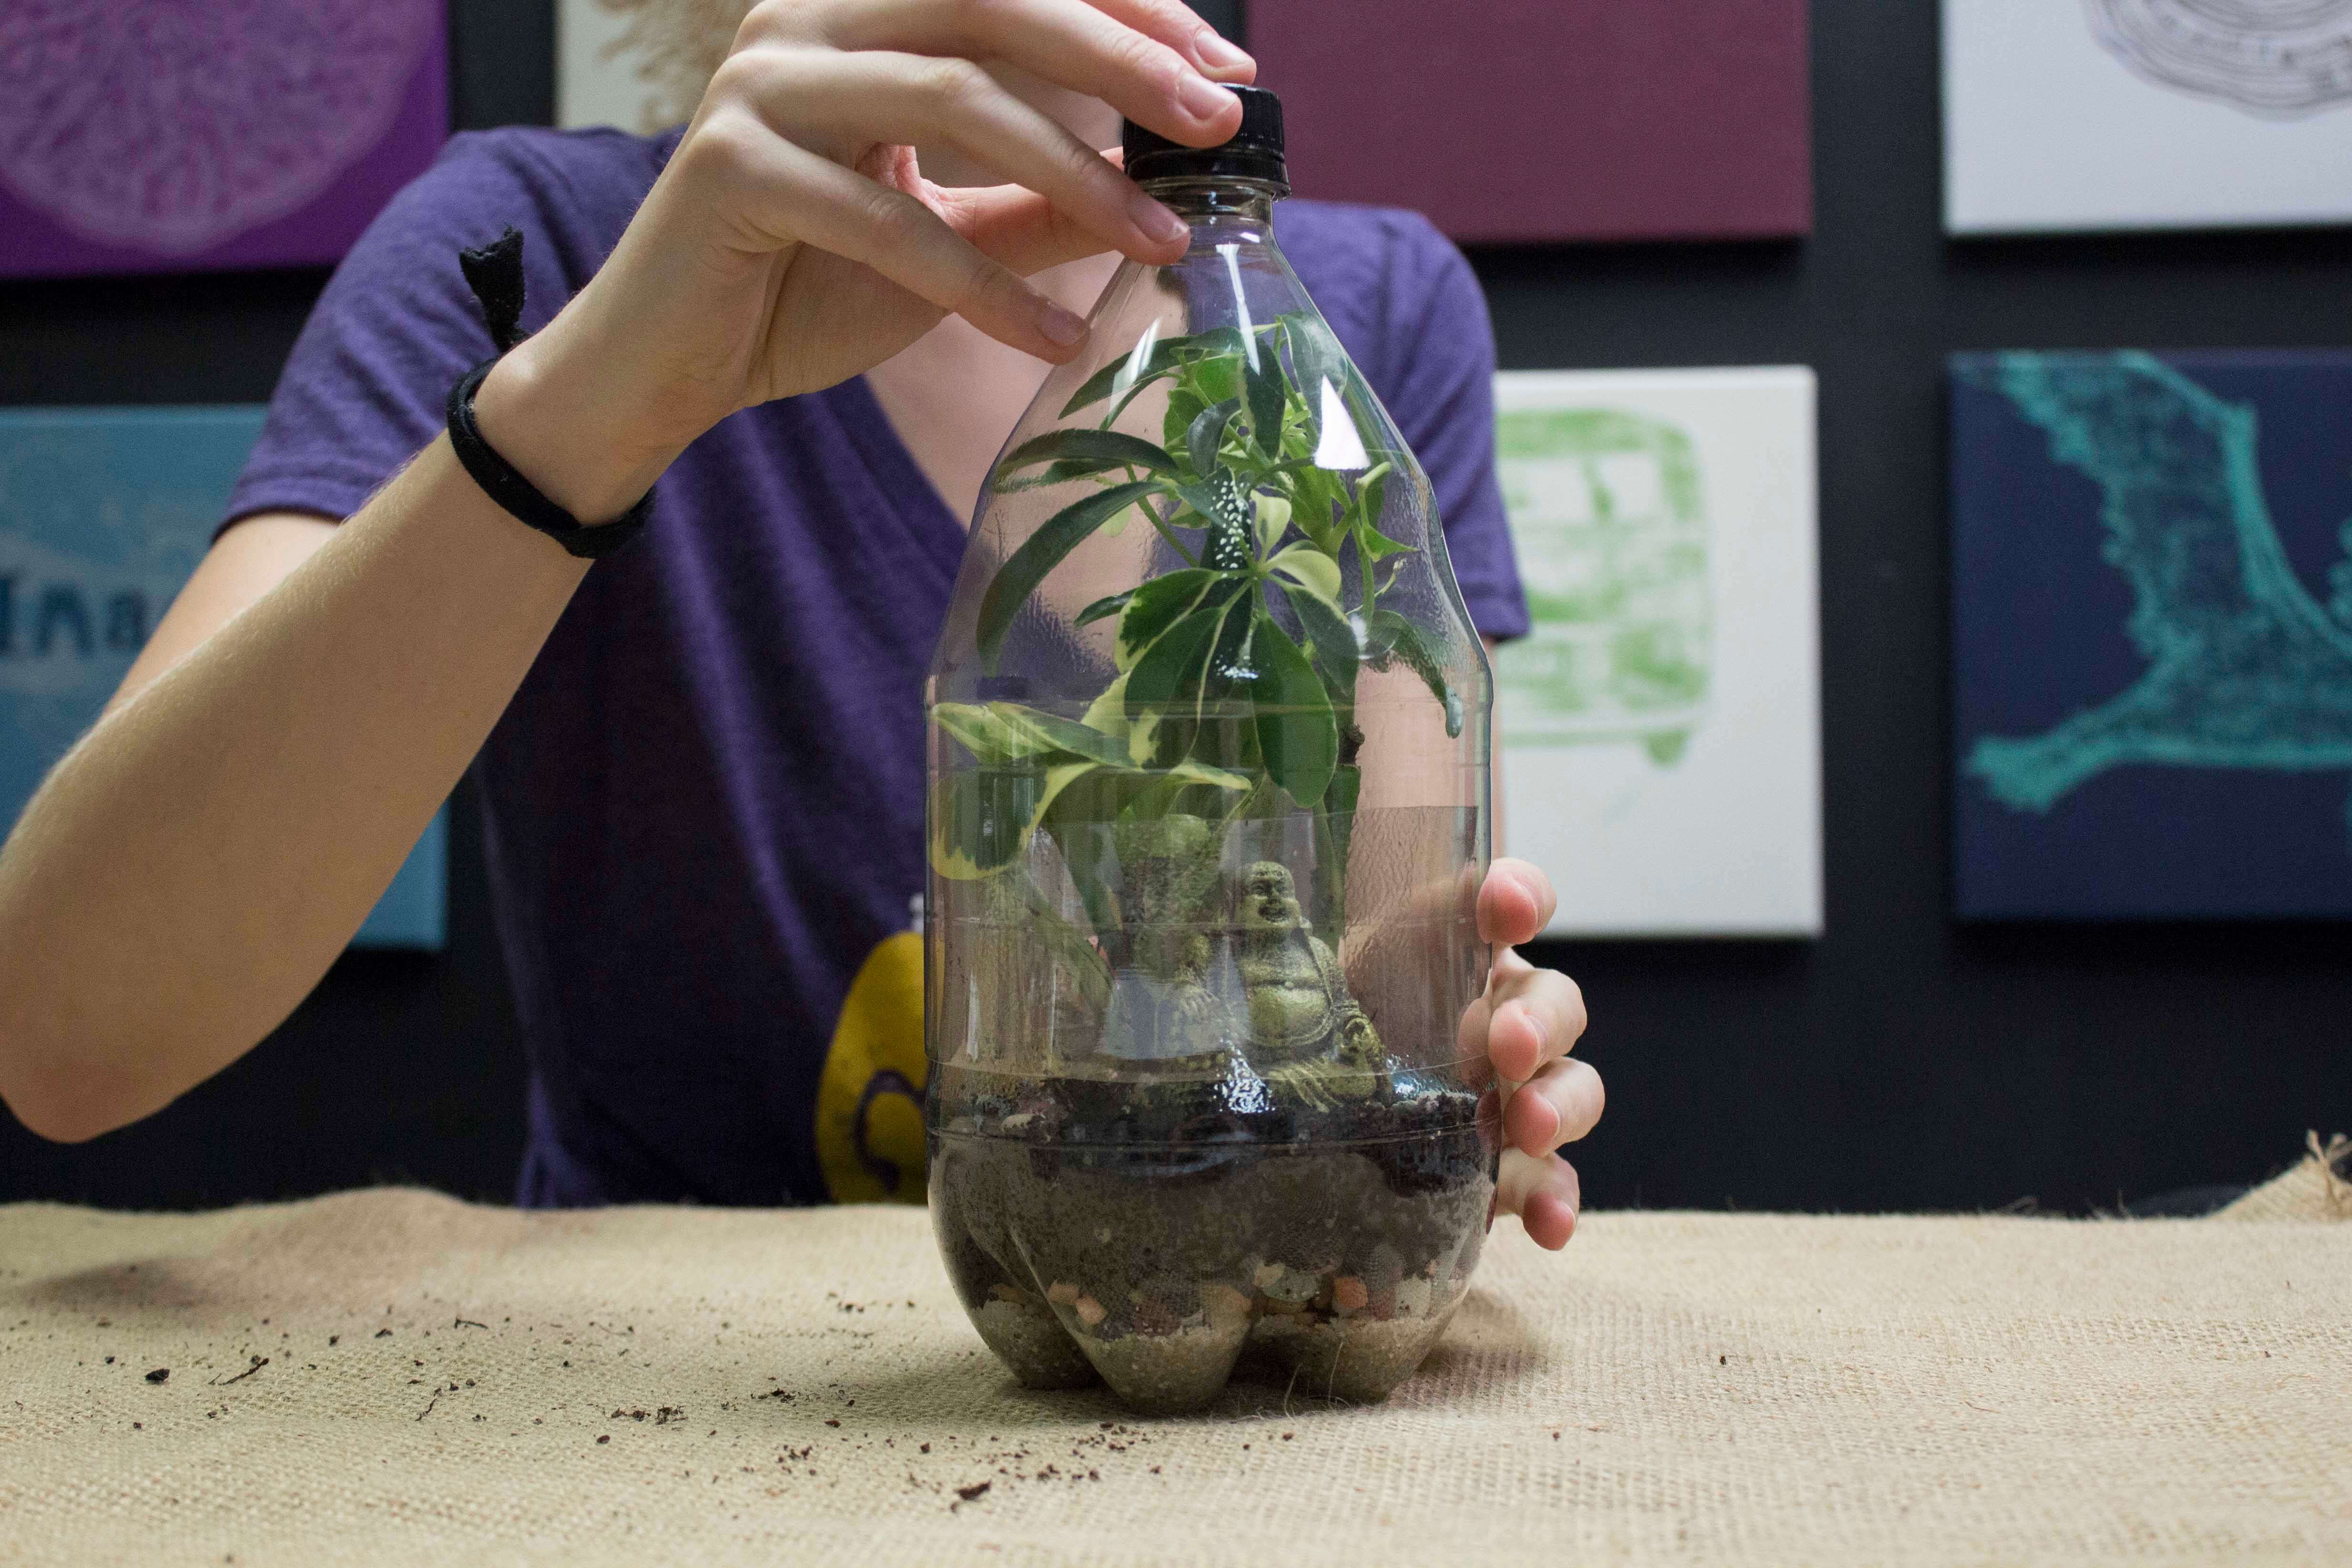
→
(1481, 1, 2352, 1213)
(3, 0, 2344, 1214)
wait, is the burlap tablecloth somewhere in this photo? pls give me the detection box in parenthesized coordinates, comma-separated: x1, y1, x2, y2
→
(2, 1151, 2346, 1566)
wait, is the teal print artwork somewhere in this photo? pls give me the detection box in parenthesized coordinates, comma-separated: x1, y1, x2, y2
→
(0, 408, 445, 948)
(1951, 350, 2352, 918)
(1492, 408, 1711, 767)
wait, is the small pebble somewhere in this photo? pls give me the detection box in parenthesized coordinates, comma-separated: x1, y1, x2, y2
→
(1202, 1283, 1252, 1325)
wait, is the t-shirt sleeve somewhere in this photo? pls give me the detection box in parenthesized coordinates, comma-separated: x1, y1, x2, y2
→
(221, 134, 587, 531)
(1377, 216, 1529, 643)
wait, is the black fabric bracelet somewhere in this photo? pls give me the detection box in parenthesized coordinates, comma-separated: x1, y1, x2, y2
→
(445, 227, 650, 561)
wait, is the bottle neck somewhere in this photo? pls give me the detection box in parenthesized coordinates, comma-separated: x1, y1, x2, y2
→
(1142, 177, 1284, 233)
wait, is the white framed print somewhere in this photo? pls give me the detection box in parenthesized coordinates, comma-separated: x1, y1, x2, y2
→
(1489, 368, 1822, 938)
(558, 0, 727, 133)
(1945, 0, 2352, 235)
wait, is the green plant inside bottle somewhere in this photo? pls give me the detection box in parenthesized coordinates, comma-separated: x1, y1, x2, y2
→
(933, 312, 1461, 893)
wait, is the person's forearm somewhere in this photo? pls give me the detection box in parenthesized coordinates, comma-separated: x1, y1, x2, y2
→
(0, 421, 604, 1141)
(0, 0, 1259, 1145)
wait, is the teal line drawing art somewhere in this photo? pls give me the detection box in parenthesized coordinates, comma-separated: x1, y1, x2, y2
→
(1492, 408, 1711, 765)
(1960, 351, 2352, 836)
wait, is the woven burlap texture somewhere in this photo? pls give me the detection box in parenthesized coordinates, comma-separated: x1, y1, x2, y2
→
(1, 1187, 2344, 1567)
(2215, 1132, 2352, 1222)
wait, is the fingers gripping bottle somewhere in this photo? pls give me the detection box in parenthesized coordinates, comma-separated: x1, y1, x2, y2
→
(924, 86, 1497, 1412)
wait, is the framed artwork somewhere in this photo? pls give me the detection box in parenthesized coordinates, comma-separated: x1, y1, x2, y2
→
(0, 0, 448, 279)
(1248, 0, 1811, 244)
(1944, 0, 2352, 235)
(0, 408, 446, 949)
(1492, 368, 1822, 938)
(1953, 350, 2352, 920)
(558, 0, 712, 133)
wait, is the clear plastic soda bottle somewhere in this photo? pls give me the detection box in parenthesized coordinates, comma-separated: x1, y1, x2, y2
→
(924, 85, 1497, 1411)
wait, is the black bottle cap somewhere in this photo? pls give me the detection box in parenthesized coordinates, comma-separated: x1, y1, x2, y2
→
(1122, 83, 1287, 192)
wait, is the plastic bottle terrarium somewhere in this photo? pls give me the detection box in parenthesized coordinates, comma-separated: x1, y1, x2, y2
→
(925, 88, 1496, 1412)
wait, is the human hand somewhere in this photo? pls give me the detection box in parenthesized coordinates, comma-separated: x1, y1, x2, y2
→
(1463, 859, 1598, 1250)
(477, 0, 1254, 521)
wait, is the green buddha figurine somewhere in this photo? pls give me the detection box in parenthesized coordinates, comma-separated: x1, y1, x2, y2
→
(1234, 861, 1385, 1105)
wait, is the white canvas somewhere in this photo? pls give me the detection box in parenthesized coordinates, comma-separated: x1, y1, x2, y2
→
(557, 0, 669, 133)
(1489, 368, 1821, 938)
(1945, 0, 2352, 235)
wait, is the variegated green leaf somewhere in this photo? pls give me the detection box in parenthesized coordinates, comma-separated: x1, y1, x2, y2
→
(1186, 397, 1240, 479)
(1114, 568, 1218, 671)
(1253, 492, 1293, 555)
(1367, 608, 1464, 737)
(990, 429, 1176, 491)
(977, 480, 1162, 669)
(1247, 607, 1339, 808)
(1077, 588, 1135, 627)
(1245, 325, 1288, 459)
(934, 702, 1128, 767)
(929, 758, 1100, 880)
(1264, 541, 1340, 602)
(984, 703, 1129, 765)
(1060, 326, 1247, 418)
(931, 702, 1024, 766)
(1275, 578, 1359, 707)
(1125, 581, 1250, 721)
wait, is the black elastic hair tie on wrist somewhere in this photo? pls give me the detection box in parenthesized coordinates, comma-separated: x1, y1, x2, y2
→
(445, 226, 650, 560)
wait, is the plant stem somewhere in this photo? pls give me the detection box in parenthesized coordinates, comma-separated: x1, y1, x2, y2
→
(1143, 495, 1199, 567)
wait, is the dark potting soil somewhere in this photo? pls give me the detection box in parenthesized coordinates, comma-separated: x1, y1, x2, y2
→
(928, 1064, 1497, 1406)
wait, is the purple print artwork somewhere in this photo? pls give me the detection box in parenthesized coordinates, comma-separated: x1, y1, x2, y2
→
(0, 0, 448, 278)
(1249, 0, 1812, 245)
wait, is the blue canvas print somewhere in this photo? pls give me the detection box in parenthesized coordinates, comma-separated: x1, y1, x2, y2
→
(0, 408, 444, 948)
(1951, 350, 2352, 919)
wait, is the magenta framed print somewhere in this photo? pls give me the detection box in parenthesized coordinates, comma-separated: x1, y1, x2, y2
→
(0, 0, 449, 278)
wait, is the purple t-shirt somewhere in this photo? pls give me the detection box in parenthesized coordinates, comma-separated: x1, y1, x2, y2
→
(227, 127, 1527, 1209)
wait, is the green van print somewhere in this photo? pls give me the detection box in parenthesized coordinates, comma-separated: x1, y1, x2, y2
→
(1493, 408, 1712, 765)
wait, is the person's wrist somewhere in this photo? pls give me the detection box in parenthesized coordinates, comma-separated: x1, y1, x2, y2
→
(469, 329, 682, 528)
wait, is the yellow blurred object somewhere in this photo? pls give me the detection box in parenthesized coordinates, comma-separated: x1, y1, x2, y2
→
(815, 911, 928, 1204)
